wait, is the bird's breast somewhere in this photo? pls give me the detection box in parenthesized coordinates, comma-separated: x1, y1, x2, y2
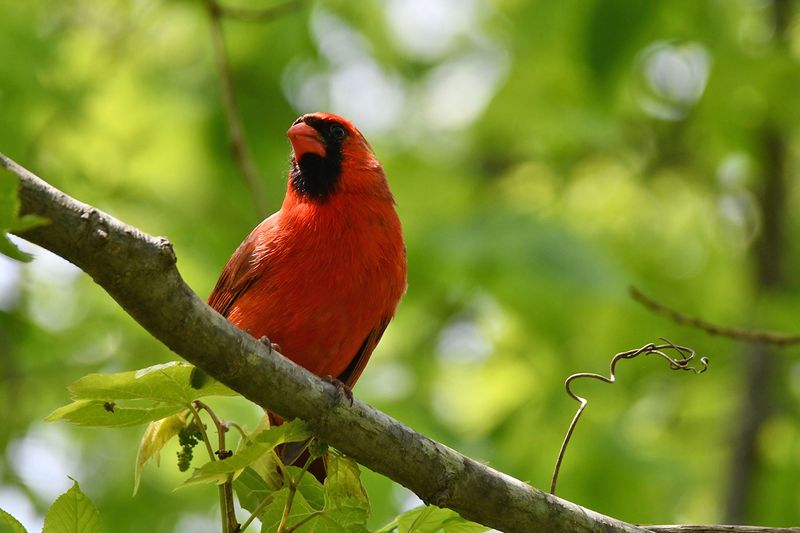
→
(226, 196, 406, 377)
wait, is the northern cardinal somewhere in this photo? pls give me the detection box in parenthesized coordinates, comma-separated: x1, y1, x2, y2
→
(208, 112, 406, 476)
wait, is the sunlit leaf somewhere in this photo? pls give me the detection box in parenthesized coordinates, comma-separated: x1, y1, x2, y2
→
(286, 466, 325, 511)
(183, 421, 310, 486)
(393, 506, 487, 533)
(0, 507, 27, 533)
(134, 410, 191, 495)
(66, 362, 236, 405)
(323, 454, 368, 509)
(257, 488, 317, 533)
(45, 400, 183, 428)
(42, 479, 103, 533)
(314, 500, 370, 532)
(233, 467, 273, 514)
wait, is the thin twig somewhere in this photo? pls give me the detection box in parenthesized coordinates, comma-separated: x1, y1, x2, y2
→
(187, 402, 218, 462)
(195, 400, 238, 533)
(276, 450, 316, 533)
(188, 402, 228, 533)
(630, 286, 800, 346)
(218, 0, 305, 22)
(551, 341, 708, 495)
(237, 492, 278, 532)
(204, 0, 269, 218)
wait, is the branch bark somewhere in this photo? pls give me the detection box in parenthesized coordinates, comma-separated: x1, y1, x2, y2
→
(1, 152, 644, 532)
(2, 152, 796, 533)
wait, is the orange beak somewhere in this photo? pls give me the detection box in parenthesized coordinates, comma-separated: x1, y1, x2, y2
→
(287, 122, 326, 158)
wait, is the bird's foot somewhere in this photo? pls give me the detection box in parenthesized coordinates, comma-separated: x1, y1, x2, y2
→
(321, 375, 354, 406)
(258, 336, 282, 354)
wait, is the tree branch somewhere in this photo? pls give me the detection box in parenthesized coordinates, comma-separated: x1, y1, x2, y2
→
(2, 152, 644, 532)
(2, 152, 796, 533)
(645, 525, 800, 533)
(205, 0, 270, 217)
(630, 287, 800, 346)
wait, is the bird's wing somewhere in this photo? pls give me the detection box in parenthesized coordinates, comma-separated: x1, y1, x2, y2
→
(338, 317, 392, 387)
(207, 225, 266, 318)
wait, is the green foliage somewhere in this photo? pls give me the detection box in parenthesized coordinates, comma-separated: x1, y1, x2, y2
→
(45, 362, 235, 429)
(1, 481, 106, 533)
(135, 410, 192, 492)
(376, 506, 487, 533)
(183, 421, 310, 486)
(3, 0, 800, 530)
(234, 467, 274, 514)
(45, 399, 184, 428)
(34, 362, 484, 532)
(65, 362, 235, 403)
(42, 480, 103, 533)
(324, 454, 369, 510)
(0, 508, 27, 533)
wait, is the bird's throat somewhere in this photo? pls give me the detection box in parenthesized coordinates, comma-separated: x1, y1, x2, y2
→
(290, 153, 341, 200)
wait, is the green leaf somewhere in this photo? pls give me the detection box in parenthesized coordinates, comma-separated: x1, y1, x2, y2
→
(45, 400, 184, 428)
(0, 507, 27, 533)
(323, 454, 368, 509)
(314, 500, 369, 532)
(392, 506, 488, 533)
(42, 480, 103, 533)
(258, 488, 317, 533)
(0, 171, 47, 262)
(67, 362, 236, 405)
(183, 421, 310, 486)
(286, 466, 324, 511)
(134, 410, 191, 494)
(233, 467, 273, 514)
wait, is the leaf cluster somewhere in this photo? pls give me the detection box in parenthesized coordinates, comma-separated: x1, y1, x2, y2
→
(37, 362, 485, 532)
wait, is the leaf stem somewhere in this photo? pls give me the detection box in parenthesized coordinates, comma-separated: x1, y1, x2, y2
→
(276, 449, 317, 533)
(238, 492, 277, 532)
(193, 400, 238, 533)
(283, 511, 324, 533)
(187, 402, 216, 462)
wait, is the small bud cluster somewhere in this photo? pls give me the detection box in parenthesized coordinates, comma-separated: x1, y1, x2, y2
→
(176, 423, 204, 472)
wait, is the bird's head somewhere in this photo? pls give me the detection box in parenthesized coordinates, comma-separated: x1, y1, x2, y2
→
(287, 112, 388, 201)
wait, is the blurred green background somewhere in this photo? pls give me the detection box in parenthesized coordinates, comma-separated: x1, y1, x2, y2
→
(1, 0, 800, 530)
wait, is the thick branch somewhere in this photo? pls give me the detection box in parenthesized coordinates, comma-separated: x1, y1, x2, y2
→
(2, 153, 795, 533)
(1, 152, 644, 532)
(647, 528, 799, 533)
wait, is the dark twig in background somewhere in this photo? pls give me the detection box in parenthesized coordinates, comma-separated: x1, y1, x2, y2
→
(551, 341, 708, 496)
(630, 287, 800, 346)
(218, 0, 305, 23)
(204, 0, 273, 217)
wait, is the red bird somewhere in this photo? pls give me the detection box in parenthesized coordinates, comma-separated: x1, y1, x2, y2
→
(208, 112, 406, 466)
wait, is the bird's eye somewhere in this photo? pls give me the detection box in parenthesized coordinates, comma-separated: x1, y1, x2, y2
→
(330, 124, 346, 140)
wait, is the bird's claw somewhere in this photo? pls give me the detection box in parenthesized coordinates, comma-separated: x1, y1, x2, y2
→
(258, 336, 281, 354)
(322, 375, 354, 406)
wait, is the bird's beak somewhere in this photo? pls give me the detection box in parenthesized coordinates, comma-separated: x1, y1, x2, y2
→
(288, 122, 326, 158)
